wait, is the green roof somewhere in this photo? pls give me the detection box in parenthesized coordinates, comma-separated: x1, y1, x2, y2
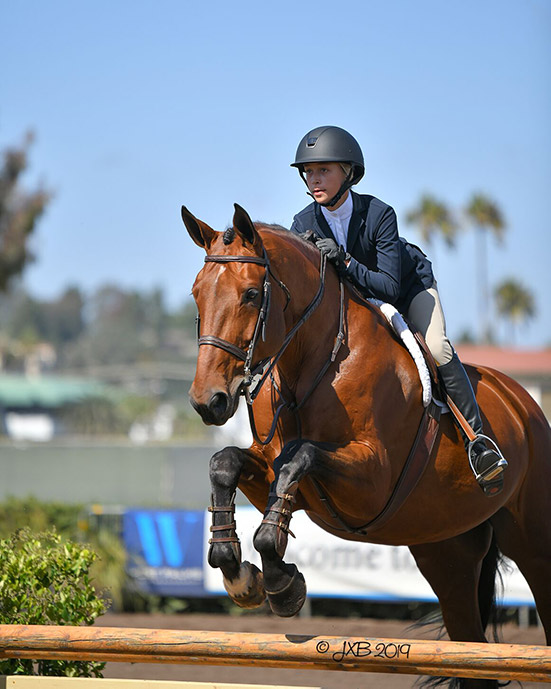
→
(0, 374, 110, 408)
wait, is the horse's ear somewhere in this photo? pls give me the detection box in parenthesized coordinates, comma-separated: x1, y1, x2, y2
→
(181, 206, 216, 249)
(232, 203, 261, 248)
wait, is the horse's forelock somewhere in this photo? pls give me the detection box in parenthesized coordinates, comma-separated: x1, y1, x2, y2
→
(223, 227, 235, 245)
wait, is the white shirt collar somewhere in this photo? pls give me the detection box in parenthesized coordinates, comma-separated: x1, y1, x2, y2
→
(321, 192, 353, 248)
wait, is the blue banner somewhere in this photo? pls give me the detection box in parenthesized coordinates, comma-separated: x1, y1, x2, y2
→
(123, 509, 206, 596)
(122, 507, 534, 606)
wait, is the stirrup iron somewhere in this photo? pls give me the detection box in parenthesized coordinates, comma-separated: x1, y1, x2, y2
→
(468, 434, 508, 482)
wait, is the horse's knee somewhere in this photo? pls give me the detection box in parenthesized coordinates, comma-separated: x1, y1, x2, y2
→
(209, 446, 243, 489)
(275, 440, 316, 483)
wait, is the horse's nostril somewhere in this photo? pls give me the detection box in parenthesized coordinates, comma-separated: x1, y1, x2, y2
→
(209, 392, 229, 418)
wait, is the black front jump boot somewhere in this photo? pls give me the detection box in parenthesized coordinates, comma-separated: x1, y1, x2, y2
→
(438, 352, 508, 497)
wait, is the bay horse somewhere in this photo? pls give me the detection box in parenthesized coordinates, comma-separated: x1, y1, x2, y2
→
(182, 203, 551, 689)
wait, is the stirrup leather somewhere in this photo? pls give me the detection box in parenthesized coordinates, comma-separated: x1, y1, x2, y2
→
(468, 434, 508, 483)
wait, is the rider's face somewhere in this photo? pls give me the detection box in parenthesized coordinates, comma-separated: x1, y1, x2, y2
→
(303, 162, 348, 209)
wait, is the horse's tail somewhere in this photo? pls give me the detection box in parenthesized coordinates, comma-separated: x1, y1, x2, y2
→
(466, 527, 511, 688)
(478, 526, 504, 642)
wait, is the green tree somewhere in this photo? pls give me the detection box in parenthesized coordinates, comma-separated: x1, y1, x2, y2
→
(6, 286, 84, 345)
(494, 278, 535, 345)
(68, 285, 171, 366)
(465, 193, 506, 344)
(0, 132, 53, 291)
(6, 291, 43, 343)
(405, 194, 458, 269)
(142, 287, 167, 345)
(81, 285, 148, 365)
(43, 286, 85, 345)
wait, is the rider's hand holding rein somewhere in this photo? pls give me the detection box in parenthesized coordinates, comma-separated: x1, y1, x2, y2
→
(315, 237, 350, 275)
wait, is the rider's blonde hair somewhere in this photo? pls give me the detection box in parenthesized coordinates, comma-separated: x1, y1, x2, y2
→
(340, 163, 352, 178)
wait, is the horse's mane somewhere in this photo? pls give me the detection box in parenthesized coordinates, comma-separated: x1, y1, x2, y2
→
(253, 222, 288, 233)
(252, 222, 321, 264)
(222, 221, 317, 259)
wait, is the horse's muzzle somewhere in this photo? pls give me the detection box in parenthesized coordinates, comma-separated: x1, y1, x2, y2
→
(190, 390, 235, 426)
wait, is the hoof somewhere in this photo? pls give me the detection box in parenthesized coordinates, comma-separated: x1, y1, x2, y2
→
(224, 561, 266, 609)
(265, 564, 307, 617)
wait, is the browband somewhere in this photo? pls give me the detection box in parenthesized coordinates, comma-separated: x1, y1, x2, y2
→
(205, 255, 267, 265)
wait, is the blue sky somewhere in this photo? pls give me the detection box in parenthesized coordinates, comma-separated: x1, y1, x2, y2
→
(1, 0, 550, 347)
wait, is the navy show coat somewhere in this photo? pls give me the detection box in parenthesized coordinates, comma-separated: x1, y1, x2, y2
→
(290, 191, 434, 313)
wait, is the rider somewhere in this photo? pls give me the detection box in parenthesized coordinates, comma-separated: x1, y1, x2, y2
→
(289, 125, 508, 497)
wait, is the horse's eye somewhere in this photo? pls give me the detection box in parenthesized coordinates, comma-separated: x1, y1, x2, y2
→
(244, 288, 259, 302)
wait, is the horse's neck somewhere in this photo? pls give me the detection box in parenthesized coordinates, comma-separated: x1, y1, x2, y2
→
(281, 290, 339, 386)
(268, 240, 338, 388)
(294, 285, 413, 397)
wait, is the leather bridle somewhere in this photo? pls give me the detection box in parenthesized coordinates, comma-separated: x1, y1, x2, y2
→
(197, 248, 290, 393)
(197, 247, 345, 444)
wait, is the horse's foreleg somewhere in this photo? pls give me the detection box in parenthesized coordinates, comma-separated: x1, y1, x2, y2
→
(253, 439, 317, 617)
(208, 445, 266, 609)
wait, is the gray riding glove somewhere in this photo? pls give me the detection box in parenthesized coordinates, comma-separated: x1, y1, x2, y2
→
(315, 238, 350, 274)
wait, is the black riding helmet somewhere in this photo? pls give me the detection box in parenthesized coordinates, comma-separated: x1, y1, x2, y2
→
(291, 126, 365, 207)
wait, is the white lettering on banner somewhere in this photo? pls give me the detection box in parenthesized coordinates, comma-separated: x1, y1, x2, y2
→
(132, 566, 203, 583)
(203, 506, 535, 605)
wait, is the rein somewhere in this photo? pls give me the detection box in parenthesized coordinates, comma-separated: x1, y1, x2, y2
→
(197, 247, 345, 445)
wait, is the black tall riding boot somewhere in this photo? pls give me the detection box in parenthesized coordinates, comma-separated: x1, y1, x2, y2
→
(438, 351, 507, 497)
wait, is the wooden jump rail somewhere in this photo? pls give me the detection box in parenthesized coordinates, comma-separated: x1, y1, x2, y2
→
(0, 625, 549, 682)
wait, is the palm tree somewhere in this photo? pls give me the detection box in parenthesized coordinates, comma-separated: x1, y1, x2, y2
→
(464, 194, 506, 344)
(494, 278, 535, 346)
(405, 194, 458, 270)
